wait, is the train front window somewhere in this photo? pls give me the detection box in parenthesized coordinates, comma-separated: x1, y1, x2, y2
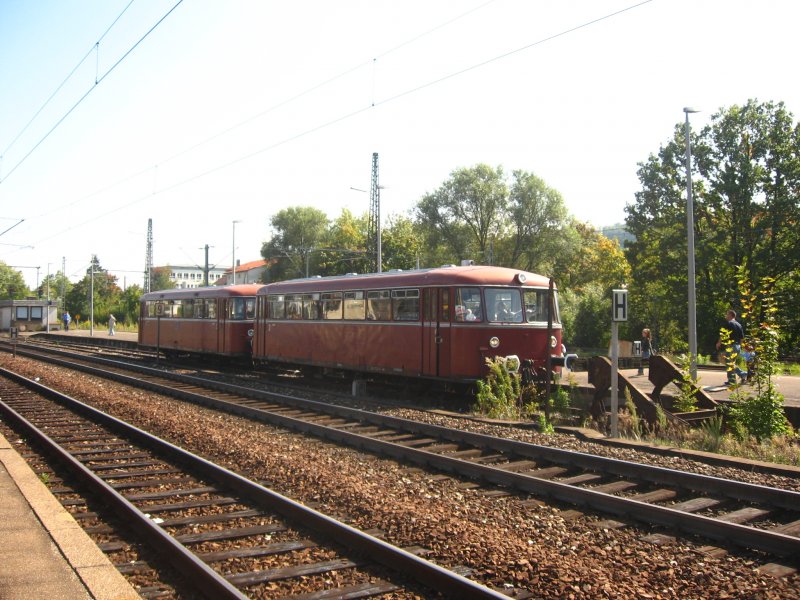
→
(455, 287, 482, 322)
(485, 288, 523, 323)
(523, 289, 559, 324)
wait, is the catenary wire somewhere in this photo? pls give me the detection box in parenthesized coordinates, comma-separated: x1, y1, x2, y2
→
(0, 0, 183, 184)
(22, 0, 654, 253)
(0, 0, 136, 160)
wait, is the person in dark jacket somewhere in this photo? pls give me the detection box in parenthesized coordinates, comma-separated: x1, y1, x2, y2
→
(716, 309, 747, 386)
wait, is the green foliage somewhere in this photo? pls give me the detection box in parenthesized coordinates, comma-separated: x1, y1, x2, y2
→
(0, 261, 30, 299)
(673, 355, 699, 413)
(626, 100, 800, 357)
(697, 416, 725, 453)
(619, 387, 642, 439)
(725, 265, 791, 441)
(472, 357, 523, 420)
(65, 256, 123, 325)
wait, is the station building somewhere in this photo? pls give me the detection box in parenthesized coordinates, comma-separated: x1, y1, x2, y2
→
(0, 299, 59, 332)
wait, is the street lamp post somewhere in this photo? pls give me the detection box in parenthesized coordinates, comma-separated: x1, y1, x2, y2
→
(684, 107, 700, 380)
(232, 220, 241, 285)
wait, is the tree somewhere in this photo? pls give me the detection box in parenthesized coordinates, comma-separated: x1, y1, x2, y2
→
(626, 100, 800, 354)
(116, 284, 143, 325)
(415, 164, 507, 264)
(261, 207, 330, 281)
(503, 170, 571, 273)
(66, 256, 123, 325)
(149, 267, 175, 292)
(0, 262, 30, 299)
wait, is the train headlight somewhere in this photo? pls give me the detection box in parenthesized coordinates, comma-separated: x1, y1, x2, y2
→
(489, 336, 500, 349)
(516, 273, 527, 284)
(550, 335, 558, 348)
(248, 329, 254, 337)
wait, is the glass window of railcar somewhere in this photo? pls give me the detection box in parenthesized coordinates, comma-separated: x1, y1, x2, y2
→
(392, 289, 420, 321)
(367, 290, 391, 320)
(286, 295, 303, 319)
(302, 294, 319, 319)
(485, 288, 523, 323)
(207, 299, 217, 319)
(344, 291, 365, 320)
(229, 297, 248, 320)
(321, 292, 342, 320)
(245, 298, 256, 319)
(194, 299, 206, 319)
(15, 306, 29, 320)
(268, 295, 285, 319)
(523, 289, 559, 324)
(441, 288, 450, 321)
(455, 287, 482, 322)
(183, 299, 195, 318)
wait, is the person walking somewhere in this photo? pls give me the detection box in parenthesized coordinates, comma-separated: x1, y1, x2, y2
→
(716, 309, 748, 386)
(108, 314, 116, 336)
(637, 328, 653, 375)
(62, 311, 71, 331)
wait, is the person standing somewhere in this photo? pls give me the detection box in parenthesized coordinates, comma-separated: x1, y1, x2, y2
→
(62, 311, 71, 331)
(716, 309, 747, 386)
(108, 313, 116, 336)
(637, 328, 653, 375)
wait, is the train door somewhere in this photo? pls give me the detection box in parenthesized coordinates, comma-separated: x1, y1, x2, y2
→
(422, 287, 451, 377)
(217, 298, 226, 353)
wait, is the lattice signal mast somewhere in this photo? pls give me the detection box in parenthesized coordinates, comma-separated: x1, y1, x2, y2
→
(144, 218, 153, 293)
(367, 152, 381, 273)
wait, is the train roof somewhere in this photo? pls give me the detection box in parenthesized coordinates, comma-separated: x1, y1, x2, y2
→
(258, 265, 553, 295)
(142, 284, 263, 301)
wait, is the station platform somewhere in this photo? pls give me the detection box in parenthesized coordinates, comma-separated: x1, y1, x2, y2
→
(0, 431, 140, 600)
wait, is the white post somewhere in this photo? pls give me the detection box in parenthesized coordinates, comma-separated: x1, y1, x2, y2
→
(610, 321, 619, 438)
(232, 220, 241, 285)
(684, 107, 700, 381)
(610, 288, 628, 438)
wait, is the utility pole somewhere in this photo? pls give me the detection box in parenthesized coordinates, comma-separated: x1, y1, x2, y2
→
(204, 245, 210, 286)
(367, 152, 381, 273)
(144, 218, 153, 293)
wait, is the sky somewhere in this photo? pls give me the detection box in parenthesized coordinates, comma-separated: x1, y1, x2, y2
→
(1, 0, 799, 291)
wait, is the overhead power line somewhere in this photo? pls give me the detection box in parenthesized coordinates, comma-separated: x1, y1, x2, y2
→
(23, 0, 654, 251)
(0, 0, 184, 184)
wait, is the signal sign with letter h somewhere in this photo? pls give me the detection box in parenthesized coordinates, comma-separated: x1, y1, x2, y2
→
(612, 289, 628, 322)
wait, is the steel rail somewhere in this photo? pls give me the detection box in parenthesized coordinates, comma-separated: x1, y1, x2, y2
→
(11, 342, 799, 508)
(6, 344, 800, 557)
(0, 366, 507, 600)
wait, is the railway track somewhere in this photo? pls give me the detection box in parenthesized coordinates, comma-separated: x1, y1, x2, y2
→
(3, 341, 800, 566)
(0, 366, 507, 599)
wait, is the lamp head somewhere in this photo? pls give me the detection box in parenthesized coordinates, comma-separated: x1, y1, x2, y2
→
(683, 107, 700, 114)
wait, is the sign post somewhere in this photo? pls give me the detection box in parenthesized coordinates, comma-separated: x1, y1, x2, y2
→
(610, 289, 628, 437)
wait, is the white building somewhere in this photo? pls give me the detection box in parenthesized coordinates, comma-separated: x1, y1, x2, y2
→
(158, 265, 228, 289)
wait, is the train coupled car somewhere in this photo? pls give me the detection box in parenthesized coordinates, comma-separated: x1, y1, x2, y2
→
(251, 265, 568, 390)
(139, 284, 262, 360)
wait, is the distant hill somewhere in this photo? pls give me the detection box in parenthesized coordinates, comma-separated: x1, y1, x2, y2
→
(599, 223, 635, 247)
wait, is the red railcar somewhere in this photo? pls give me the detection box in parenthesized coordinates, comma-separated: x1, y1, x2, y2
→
(252, 265, 563, 383)
(139, 285, 261, 357)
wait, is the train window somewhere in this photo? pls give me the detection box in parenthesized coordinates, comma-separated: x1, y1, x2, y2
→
(321, 292, 342, 320)
(268, 295, 285, 319)
(302, 294, 319, 319)
(183, 299, 195, 319)
(286, 295, 303, 319)
(455, 287, 482, 322)
(366, 290, 390, 320)
(245, 298, 256, 319)
(344, 291, 365, 320)
(392, 289, 420, 321)
(229, 298, 249, 320)
(523, 289, 559, 324)
(486, 288, 523, 323)
(207, 299, 217, 319)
